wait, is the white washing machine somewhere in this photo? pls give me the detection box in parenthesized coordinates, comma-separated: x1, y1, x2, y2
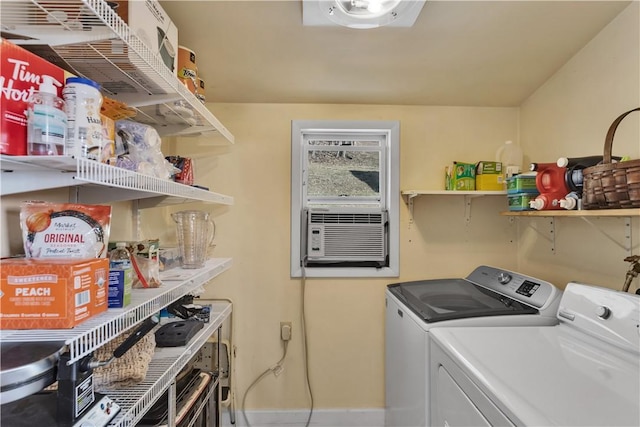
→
(429, 283, 640, 426)
(385, 265, 562, 427)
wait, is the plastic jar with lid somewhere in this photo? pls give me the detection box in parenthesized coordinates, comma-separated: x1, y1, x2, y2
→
(496, 140, 524, 178)
(63, 77, 103, 160)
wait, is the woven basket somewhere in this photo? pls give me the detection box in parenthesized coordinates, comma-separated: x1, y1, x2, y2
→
(92, 328, 156, 390)
(582, 107, 640, 209)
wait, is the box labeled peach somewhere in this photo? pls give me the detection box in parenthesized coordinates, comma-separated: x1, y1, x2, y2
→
(0, 257, 108, 329)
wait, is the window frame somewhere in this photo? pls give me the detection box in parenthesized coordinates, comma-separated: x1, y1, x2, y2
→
(290, 120, 400, 278)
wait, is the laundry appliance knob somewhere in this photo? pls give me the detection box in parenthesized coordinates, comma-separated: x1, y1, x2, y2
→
(497, 272, 512, 284)
(595, 306, 611, 320)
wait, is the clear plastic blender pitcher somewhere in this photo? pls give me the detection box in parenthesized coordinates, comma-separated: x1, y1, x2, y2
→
(171, 210, 216, 269)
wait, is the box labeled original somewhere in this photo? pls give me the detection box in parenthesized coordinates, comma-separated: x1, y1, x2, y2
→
(446, 162, 476, 190)
(0, 257, 108, 329)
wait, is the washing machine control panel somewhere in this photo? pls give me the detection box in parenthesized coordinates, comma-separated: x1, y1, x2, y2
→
(515, 280, 541, 298)
(466, 266, 559, 310)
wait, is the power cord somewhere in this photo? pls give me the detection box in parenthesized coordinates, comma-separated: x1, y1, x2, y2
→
(240, 255, 314, 427)
(301, 257, 314, 427)
(241, 339, 289, 427)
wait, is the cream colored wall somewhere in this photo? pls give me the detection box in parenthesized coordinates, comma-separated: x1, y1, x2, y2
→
(518, 2, 640, 290)
(146, 104, 518, 411)
(2, 1, 637, 416)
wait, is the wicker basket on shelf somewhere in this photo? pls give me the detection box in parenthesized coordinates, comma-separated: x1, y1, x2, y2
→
(582, 107, 640, 209)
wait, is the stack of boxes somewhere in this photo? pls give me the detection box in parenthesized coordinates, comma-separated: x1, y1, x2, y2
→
(445, 161, 505, 191)
(507, 174, 539, 211)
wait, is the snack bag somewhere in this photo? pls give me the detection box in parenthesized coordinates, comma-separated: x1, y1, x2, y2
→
(20, 202, 112, 258)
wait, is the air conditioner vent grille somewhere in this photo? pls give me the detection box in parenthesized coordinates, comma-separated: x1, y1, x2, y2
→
(323, 226, 385, 257)
(309, 213, 383, 224)
(306, 209, 388, 264)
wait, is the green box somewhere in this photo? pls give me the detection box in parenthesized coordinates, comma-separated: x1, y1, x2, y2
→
(508, 193, 537, 211)
(507, 174, 538, 194)
(108, 239, 159, 262)
(446, 162, 476, 191)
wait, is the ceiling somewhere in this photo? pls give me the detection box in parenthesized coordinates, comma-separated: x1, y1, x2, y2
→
(160, 0, 631, 106)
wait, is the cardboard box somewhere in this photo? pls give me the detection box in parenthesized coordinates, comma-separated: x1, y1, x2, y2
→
(507, 174, 539, 194)
(446, 161, 476, 191)
(108, 239, 159, 262)
(0, 39, 74, 155)
(508, 193, 537, 211)
(0, 257, 108, 329)
(113, 1, 178, 75)
(476, 174, 505, 191)
(475, 161, 503, 175)
(100, 114, 116, 165)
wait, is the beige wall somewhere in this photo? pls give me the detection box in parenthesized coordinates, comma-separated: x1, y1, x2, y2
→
(1, 1, 638, 416)
(157, 104, 519, 410)
(517, 1, 640, 289)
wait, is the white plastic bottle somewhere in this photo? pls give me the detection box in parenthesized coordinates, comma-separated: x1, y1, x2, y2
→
(108, 242, 133, 308)
(63, 77, 103, 160)
(26, 75, 67, 156)
(496, 140, 524, 178)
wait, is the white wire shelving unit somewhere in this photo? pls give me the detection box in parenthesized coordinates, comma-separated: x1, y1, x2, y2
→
(0, 0, 234, 142)
(105, 301, 231, 427)
(0, 155, 233, 207)
(0, 258, 232, 365)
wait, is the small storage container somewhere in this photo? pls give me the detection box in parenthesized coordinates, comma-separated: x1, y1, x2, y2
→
(507, 174, 538, 194)
(508, 193, 538, 211)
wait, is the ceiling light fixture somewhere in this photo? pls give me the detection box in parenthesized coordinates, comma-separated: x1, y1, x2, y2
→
(303, 0, 426, 29)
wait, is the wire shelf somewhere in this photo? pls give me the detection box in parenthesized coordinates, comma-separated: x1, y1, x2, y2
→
(0, 0, 234, 142)
(0, 258, 232, 364)
(0, 156, 234, 206)
(106, 302, 230, 427)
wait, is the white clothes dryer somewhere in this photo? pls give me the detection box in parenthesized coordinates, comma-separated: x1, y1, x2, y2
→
(429, 283, 640, 427)
(385, 265, 562, 427)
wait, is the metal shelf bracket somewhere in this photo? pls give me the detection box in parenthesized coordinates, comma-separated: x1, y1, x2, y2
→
(528, 218, 556, 253)
(403, 191, 418, 225)
(580, 216, 633, 255)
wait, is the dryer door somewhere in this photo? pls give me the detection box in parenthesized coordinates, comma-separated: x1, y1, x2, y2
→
(430, 341, 515, 427)
(436, 366, 491, 427)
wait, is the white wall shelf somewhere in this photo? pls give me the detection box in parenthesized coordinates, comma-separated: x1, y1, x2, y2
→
(1, 156, 234, 207)
(401, 190, 507, 222)
(402, 190, 507, 201)
(500, 208, 640, 217)
(0, 0, 234, 142)
(0, 258, 232, 365)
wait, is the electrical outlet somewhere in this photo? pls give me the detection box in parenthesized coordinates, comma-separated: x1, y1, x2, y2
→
(280, 321, 292, 341)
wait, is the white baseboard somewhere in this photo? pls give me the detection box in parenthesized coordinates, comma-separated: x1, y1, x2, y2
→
(221, 408, 384, 427)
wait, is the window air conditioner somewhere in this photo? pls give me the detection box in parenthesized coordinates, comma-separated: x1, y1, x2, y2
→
(305, 209, 388, 265)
